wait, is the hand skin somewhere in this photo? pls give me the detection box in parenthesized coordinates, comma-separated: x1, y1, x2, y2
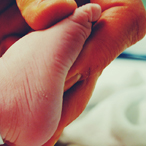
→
(39, 0, 145, 145)
(0, 0, 146, 146)
(0, 3, 101, 146)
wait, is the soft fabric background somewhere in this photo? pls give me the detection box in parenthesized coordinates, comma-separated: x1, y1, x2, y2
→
(57, 35, 146, 146)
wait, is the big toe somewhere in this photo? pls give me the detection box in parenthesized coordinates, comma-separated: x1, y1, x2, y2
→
(52, 3, 102, 72)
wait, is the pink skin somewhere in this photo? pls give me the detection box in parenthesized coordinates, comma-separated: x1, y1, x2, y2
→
(0, 4, 101, 146)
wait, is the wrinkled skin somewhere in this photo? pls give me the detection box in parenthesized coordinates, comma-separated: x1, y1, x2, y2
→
(2, 2, 101, 146)
(0, 0, 146, 146)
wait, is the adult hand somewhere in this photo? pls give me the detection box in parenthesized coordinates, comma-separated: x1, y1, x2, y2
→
(1, 0, 146, 146)
(0, 2, 101, 146)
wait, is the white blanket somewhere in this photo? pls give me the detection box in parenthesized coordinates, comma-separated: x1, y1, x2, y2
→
(59, 36, 146, 146)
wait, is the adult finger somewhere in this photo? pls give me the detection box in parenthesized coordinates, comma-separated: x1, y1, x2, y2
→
(44, 0, 146, 145)
(16, 0, 77, 30)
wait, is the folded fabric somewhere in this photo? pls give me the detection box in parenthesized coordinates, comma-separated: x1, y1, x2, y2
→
(59, 85, 146, 146)
(59, 57, 146, 146)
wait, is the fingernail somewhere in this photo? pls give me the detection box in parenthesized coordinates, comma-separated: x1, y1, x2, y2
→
(64, 74, 81, 92)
